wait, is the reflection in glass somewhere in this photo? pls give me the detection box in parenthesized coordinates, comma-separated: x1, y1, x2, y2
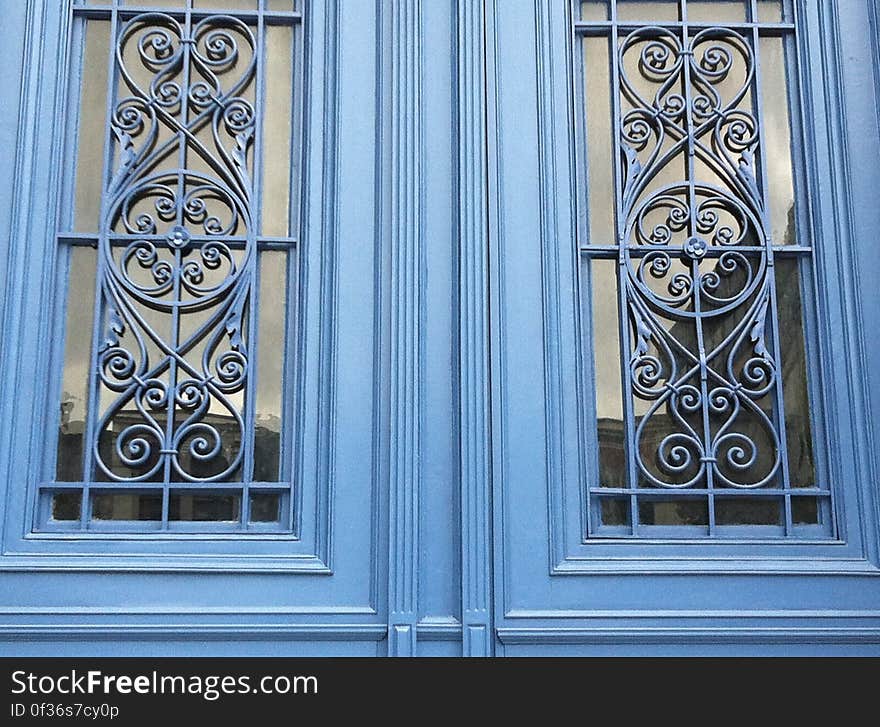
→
(73, 22, 110, 232)
(686, 1, 747, 23)
(639, 499, 708, 526)
(57, 248, 98, 481)
(616, 0, 680, 22)
(92, 492, 162, 520)
(191, 0, 258, 8)
(169, 493, 241, 521)
(267, 0, 296, 11)
(756, 0, 784, 23)
(715, 497, 781, 525)
(775, 258, 815, 487)
(759, 36, 797, 245)
(792, 496, 819, 525)
(250, 492, 281, 523)
(581, 1, 609, 21)
(590, 260, 626, 488)
(582, 38, 614, 246)
(262, 25, 294, 237)
(600, 498, 630, 526)
(126, 0, 185, 6)
(52, 492, 82, 521)
(254, 251, 288, 481)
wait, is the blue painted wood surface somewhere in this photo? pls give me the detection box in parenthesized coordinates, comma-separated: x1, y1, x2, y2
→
(0, 0, 877, 656)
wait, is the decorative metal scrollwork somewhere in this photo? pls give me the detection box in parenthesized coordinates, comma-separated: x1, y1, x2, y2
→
(92, 13, 257, 482)
(616, 25, 782, 492)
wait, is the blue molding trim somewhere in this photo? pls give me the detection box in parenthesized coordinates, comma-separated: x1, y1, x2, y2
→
(485, 0, 507, 631)
(387, 0, 422, 657)
(863, 0, 880, 563)
(311, 0, 342, 576)
(800, 0, 880, 567)
(416, 617, 463, 642)
(456, 0, 493, 658)
(0, 0, 64, 551)
(548, 556, 880, 576)
(496, 627, 880, 646)
(533, 0, 576, 576)
(0, 625, 386, 640)
(497, 610, 880, 650)
(0, 555, 332, 574)
(872, 0, 880, 129)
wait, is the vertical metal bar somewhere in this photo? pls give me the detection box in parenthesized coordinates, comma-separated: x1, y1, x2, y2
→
(680, 0, 716, 535)
(161, 4, 193, 528)
(609, 0, 640, 536)
(81, 0, 121, 529)
(749, 0, 793, 535)
(242, 0, 267, 528)
(574, 10, 606, 535)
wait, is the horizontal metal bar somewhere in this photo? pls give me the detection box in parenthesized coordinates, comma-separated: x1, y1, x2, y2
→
(591, 488, 830, 497)
(76, 521, 293, 534)
(574, 20, 795, 34)
(42, 481, 292, 490)
(257, 236, 299, 248)
(73, 6, 302, 25)
(578, 244, 814, 256)
(57, 234, 297, 249)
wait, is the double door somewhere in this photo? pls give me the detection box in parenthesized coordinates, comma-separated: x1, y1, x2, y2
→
(1, 0, 880, 656)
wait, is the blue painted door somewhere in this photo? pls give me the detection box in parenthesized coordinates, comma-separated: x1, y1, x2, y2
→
(0, 0, 394, 656)
(486, 0, 880, 655)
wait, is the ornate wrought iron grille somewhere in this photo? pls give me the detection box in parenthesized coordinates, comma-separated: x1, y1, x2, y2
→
(44, 1, 302, 532)
(575, 0, 831, 537)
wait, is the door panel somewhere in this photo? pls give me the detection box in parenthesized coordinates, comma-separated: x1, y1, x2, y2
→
(0, 0, 388, 655)
(487, 0, 880, 654)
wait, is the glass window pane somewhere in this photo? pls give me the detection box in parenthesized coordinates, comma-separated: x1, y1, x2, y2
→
(48, 4, 302, 534)
(581, 1, 610, 21)
(266, 0, 297, 11)
(791, 496, 820, 525)
(120, 0, 176, 8)
(639, 499, 709, 526)
(262, 24, 295, 236)
(254, 251, 288, 481)
(92, 492, 163, 521)
(775, 258, 816, 488)
(192, 0, 258, 9)
(51, 492, 82, 521)
(169, 492, 241, 521)
(578, 0, 826, 537)
(73, 21, 110, 232)
(590, 260, 626, 488)
(686, 1, 747, 23)
(715, 497, 781, 525)
(760, 36, 797, 245)
(616, 0, 680, 22)
(756, 0, 784, 23)
(249, 492, 281, 522)
(599, 498, 630, 526)
(57, 247, 97, 481)
(582, 37, 615, 246)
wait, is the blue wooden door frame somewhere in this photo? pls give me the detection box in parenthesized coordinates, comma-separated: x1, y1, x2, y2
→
(0, 0, 878, 656)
